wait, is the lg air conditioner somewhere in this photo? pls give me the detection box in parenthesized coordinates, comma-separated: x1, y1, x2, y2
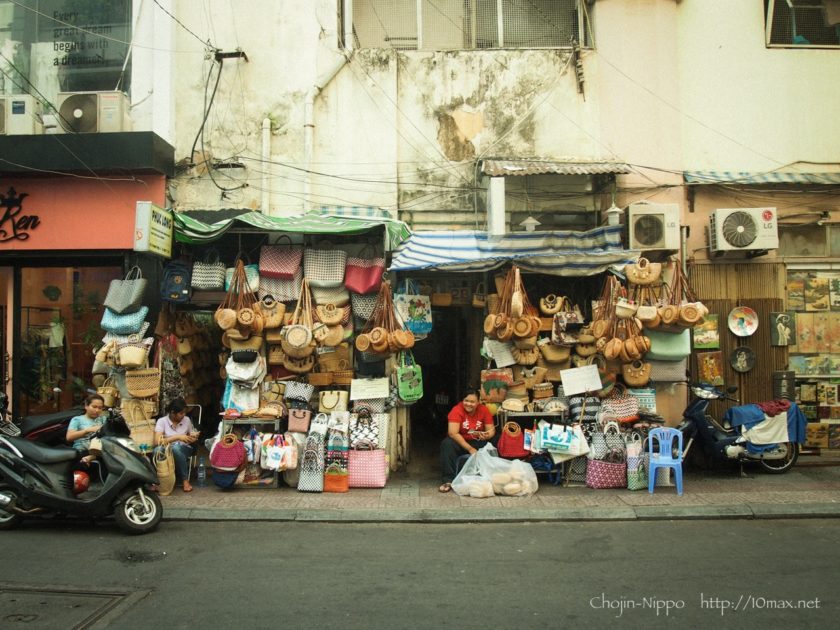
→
(709, 208, 779, 254)
(0, 95, 42, 135)
(627, 202, 680, 251)
(55, 91, 132, 133)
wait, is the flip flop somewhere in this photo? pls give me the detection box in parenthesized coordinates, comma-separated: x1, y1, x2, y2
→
(438, 483, 452, 493)
(182, 482, 193, 493)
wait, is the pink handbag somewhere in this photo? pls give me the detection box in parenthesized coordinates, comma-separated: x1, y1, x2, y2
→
(288, 408, 312, 433)
(259, 241, 303, 280)
(344, 256, 385, 295)
(209, 434, 246, 471)
(348, 440, 388, 488)
(585, 450, 627, 489)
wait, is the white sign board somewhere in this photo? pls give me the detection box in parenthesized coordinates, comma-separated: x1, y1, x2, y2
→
(134, 201, 173, 258)
(559, 364, 602, 397)
(350, 377, 390, 401)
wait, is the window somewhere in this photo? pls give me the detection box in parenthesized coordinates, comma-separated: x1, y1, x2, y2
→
(0, 0, 132, 105)
(766, 0, 840, 47)
(778, 224, 829, 257)
(353, 0, 587, 51)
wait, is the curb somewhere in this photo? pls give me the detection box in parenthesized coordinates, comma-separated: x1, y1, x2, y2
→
(162, 503, 840, 523)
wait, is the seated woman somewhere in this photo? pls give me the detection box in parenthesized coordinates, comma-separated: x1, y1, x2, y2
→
(66, 394, 107, 460)
(154, 398, 199, 493)
(439, 390, 495, 493)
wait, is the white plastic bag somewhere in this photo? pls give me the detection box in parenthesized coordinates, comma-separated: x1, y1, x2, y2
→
(451, 444, 539, 497)
(475, 446, 539, 496)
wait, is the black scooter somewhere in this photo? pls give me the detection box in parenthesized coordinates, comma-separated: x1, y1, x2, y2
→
(0, 412, 162, 534)
(0, 393, 82, 446)
(678, 384, 799, 475)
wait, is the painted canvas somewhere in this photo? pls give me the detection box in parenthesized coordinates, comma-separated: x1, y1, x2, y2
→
(693, 314, 720, 349)
(786, 272, 807, 311)
(796, 312, 816, 354)
(805, 276, 830, 311)
(769, 312, 795, 346)
(697, 351, 724, 386)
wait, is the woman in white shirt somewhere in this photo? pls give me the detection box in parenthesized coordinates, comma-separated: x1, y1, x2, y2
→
(154, 398, 199, 492)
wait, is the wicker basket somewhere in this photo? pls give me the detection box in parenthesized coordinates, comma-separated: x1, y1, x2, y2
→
(307, 367, 334, 387)
(125, 368, 161, 399)
(333, 369, 353, 385)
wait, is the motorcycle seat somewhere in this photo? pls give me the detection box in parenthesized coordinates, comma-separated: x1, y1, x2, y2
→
(3, 436, 79, 464)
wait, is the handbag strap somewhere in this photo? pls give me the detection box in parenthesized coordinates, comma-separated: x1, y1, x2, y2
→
(125, 265, 143, 280)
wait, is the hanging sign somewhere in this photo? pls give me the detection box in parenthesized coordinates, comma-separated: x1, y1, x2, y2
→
(134, 201, 172, 258)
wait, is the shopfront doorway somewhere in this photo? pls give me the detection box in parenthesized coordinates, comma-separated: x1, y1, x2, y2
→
(10, 264, 121, 417)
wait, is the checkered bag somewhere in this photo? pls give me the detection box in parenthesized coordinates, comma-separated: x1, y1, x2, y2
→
(565, 455, 588, 484)
(284, 380, 315, 403)
(324, 425, 350, 493)
(260, 243, 303, 280)
(585, 453, 627, 489)
(259, 267, 302, 302)
(348, 441, 388, 488)
(191, 251, 226, 290)
(568, 395, 600, 424)
(351, 293, 379, 327)
(304, 249, 347, 288)
(589, 421, 625, 460)
(349, 409, 379, 448)
(297, 433, 325, 493)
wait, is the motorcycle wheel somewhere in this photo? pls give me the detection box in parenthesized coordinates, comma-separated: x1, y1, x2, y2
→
(114, 488, 162, 535)
(759, 442, 799, 474)
(0, 484, 24, 530)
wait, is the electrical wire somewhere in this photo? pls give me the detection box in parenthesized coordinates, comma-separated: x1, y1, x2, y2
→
(151, 0, 213, 48)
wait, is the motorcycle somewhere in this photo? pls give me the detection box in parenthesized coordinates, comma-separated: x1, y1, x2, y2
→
(0, 411, 162, 534)
(0, 392, 83, 446)
(678, 384, 799, 474)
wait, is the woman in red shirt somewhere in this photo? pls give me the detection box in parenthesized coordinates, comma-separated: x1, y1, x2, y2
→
(439, 390, 495, 493)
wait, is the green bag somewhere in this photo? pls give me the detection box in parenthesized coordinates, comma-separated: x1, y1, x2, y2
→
(396, 351, 423, 405)
(643, 329, 691, 362)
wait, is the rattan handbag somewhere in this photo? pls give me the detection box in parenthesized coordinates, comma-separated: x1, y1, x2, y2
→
(125, 368, 161, 398)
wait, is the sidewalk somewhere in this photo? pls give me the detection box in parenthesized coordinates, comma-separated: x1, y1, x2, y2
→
(159, 458, 840, 523)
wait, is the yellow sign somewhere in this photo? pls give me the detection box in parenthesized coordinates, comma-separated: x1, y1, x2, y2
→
(134, 201, 172, 258)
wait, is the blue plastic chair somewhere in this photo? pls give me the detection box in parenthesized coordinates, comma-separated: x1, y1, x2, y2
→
(647, 427, 683, 495)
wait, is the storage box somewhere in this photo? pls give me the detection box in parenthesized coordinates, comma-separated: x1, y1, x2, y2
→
(805, 422, 829, 448)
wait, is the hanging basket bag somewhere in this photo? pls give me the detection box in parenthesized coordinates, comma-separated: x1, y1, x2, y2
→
(96, 377, 120, 408)
(125, 368, 161, 399)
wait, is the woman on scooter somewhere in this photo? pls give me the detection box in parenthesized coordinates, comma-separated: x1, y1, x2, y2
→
(154, 398, 199, 493)
(66, 394, 107, 452)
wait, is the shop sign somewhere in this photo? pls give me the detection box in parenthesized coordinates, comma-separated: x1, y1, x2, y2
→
(134, 201, 172, 258)
(0, 187, 40, 243)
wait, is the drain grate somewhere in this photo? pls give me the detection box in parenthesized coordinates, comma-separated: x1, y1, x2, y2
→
(0, 584, 149, 629)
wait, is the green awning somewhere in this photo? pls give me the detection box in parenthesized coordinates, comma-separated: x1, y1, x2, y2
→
(173, 210, 411, 250)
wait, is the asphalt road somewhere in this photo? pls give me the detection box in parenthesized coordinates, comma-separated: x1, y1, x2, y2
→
(0, 519, 836, 629)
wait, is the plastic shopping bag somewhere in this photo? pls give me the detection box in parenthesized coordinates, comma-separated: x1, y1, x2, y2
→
(475, 445, 539, 497)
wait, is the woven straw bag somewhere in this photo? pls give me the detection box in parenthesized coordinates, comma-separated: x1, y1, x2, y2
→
(125, 368, 161, 399)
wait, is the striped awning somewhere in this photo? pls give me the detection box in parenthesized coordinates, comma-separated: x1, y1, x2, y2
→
(173, 210, 411, 250)
(684, 170, 840, 185)
(389, 226, 638, 276)
(482, 159, 633, 177)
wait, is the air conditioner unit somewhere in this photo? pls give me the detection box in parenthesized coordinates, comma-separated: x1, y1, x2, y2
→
(627, 202, 681, 250)
(55, 91, 132, 133)
(0, 95, 42, 135)
(709, 208, 779, 253)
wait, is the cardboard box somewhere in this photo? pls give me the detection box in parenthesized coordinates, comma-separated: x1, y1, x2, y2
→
(805, 422, 829, 449)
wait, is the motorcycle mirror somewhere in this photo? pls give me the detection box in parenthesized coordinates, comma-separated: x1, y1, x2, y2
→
(726, 386, 738, 394)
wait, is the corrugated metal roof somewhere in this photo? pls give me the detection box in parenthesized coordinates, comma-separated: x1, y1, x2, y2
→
(481, 159, 633, 177)
(684, 170, 840, 185)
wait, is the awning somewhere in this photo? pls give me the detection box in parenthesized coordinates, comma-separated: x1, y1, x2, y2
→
(684, 170, 840, 185)
(389, 226, 638, 276)
(173, 210, 411, 250)
(481, 159, 633, 177)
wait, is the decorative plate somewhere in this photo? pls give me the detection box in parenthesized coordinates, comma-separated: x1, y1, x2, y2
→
(728, 306, 759, 337)
(730, 347, 756, 373)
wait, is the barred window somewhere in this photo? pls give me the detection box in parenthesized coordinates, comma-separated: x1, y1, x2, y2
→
(352, 0, 588, 51)
(766, 0, 840, 47)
